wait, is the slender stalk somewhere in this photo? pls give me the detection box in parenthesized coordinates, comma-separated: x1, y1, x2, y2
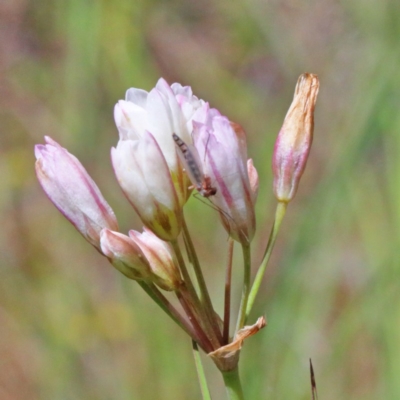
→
(222, 368, 245, 400)
(235, 243, 251, 332)
(223, 239, 234, 344)
(182, 218, 223, 343)
(171, 239, 221, 350)
(177, 289, 213, 353)
(137, 281, 198, 341)
(192, 341, 212, 400)
(245, 201, 287, 320)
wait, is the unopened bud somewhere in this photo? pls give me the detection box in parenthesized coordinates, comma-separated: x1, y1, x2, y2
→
(35, 137, 119, 250)
(100, 229, 152, 281)
(129, 228, 182, 291)
(272, 73, 319, 202)
(192, 116, 256, 245)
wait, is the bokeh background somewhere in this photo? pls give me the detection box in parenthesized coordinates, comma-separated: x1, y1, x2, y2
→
(1, 0, 399, 398)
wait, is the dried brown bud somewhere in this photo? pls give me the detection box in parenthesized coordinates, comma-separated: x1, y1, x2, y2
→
(272, 73, 320, 202)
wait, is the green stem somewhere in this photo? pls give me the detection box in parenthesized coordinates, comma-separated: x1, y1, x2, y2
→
(222, 368, 245, 400)
(171, 240, 221, 350)
(177, 289, 213, 353)
(235, 243, 251, 332)
(182, 218, 223, 343)
(223, 239, 234, 344)
(192, 341, 212, 400)
(137, 281, 198, 341)
(245, 201, 287, 320)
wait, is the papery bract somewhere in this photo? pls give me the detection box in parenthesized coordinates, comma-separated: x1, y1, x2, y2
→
(35, 137, 118, 250)
(111, 131, 181, 241)
(209, 316, 266, 372)
(129, 228, 182, 291)
(193, 117, 257, 245)
(272, 73, 320, 202)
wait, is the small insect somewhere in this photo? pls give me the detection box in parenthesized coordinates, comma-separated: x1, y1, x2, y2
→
(172, 133, 217, 198)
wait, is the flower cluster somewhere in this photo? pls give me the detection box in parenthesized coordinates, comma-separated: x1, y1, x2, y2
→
(111, 79, 258, 243)
(35, 75, 319, 373)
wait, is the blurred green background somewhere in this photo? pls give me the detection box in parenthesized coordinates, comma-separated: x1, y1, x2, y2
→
(1, 0, 399, 398)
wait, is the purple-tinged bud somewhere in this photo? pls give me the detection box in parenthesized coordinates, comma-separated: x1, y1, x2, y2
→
(193, 118, 257, 245)
(35, 137, 118, 250)
(129, 228, 182, 291)
(272, 73, 320, 203)
(100, 229, 152, 281)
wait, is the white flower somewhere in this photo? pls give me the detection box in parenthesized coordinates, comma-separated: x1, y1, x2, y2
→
(114, 78, 210, 206)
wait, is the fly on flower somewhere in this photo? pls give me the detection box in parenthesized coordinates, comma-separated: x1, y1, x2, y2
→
(172, 133, 217, 198)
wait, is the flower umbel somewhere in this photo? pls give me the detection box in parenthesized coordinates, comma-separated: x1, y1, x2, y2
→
(35, 75, 320, 400)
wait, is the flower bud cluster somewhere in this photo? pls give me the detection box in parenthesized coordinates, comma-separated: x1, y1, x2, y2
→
(34, 74, 319, 360)
(112, 78, 258, 245)
(35, 73, 318, 294)
(112, 79, 210, 240)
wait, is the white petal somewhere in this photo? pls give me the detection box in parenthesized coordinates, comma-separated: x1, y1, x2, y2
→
(114, 100, 147, 139)
(111, 141, 156, 219)
(125, 88, 148, 106)
(146, 89, 180, 171)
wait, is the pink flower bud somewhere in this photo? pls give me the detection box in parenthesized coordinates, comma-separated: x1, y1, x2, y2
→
(129, 228, 182, 291)
(35, 137, 118, 250)
(272, 73, 320, 202)
(111, 131, 182, 241)
(100, 229, 152, 281)
(192, 117, 257, 245)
